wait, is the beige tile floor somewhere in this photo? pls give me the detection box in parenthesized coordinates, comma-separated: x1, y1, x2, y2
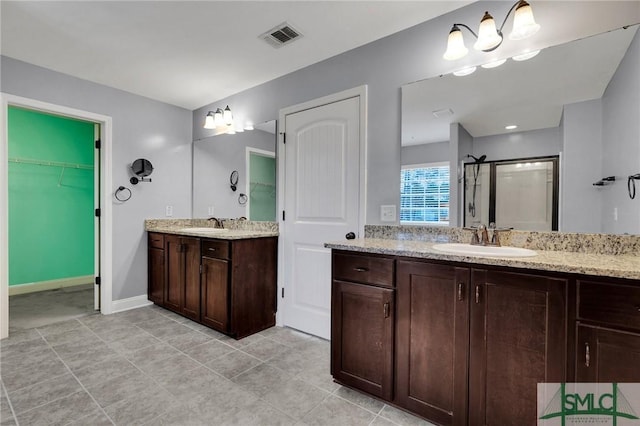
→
(0, 305, 432, 425)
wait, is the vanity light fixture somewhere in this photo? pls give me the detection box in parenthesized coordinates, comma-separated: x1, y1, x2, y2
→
(203, 105, 256, 134)
(443, 0, 540, 61)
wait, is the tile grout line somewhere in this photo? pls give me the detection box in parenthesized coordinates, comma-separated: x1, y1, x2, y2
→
(1, 376, 20, 426)
(34, 327, 117, 426)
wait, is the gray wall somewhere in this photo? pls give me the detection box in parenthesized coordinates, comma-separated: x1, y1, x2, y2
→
(601, 28, 640, 234)
(192, 2, 638, 226)
(401, 141, 448, 166)
(561, 99, 603, 233)
(193, 129, 276, 219)
(1, 56, 192, 301)
(473, 127, 561, 162)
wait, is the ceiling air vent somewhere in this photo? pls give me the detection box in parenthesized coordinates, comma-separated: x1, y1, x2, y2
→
(261, 22, 303, 48)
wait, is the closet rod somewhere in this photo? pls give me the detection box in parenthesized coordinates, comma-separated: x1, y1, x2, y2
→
(8, 157, 94, 170)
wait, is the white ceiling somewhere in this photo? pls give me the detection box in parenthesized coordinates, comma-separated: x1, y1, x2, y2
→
(401, 25, 638, 146)
(0, 1, 470, 110)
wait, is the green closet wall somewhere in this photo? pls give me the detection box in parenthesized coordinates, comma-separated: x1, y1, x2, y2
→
(8, 106, 95, 286)
(249, 153, 276, 221)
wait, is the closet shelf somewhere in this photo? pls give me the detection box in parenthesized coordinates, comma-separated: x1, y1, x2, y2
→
(8, 157, 94, 170)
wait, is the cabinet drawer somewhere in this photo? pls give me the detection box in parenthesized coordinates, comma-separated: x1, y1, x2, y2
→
(202, 239, 230, 260)
(578, 280, 640, 331)
(333, 252, 394, 287)
(148, 232, 164, 249)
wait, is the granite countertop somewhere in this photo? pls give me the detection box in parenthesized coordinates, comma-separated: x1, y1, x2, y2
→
(146, 225, 278, 240)
(325, 238, 640, 281)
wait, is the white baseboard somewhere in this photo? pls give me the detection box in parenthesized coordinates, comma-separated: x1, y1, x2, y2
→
(9, 275, 94, 296)
(111, 295, 152, 313)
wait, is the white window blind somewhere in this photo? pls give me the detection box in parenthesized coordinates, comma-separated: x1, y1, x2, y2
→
(400, 163, 450, 224)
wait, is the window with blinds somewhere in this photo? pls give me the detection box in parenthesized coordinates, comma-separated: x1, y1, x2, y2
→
(400, 163, 450, 224)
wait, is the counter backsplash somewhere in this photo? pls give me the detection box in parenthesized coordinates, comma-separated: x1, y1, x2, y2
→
(364, 225, 640, 256)
(145, 218, 278, 232)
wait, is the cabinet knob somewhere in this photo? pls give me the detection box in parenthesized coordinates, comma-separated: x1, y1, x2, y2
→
(458, 283, 464, 301)
(475, 285, 481, 304)
(383, 302, 390, 318)
(353, 267, 369, 272)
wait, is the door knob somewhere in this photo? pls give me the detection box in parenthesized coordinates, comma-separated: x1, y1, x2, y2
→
(345, 232, 356, 240)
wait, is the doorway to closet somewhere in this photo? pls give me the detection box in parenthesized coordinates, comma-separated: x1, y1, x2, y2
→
(7, 106, 100, 330)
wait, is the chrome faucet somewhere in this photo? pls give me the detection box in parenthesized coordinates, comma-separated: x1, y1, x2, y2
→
(207, 217, 224, 229)
(467, 223, 505, 246)
(478, 224, 490, 245)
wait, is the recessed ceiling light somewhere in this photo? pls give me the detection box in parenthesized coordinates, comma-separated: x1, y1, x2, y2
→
(481, 59, 507, 69)
(505, 125, 518, 130)
(512, 50, 541, 61)
(453, 66, 477, 77)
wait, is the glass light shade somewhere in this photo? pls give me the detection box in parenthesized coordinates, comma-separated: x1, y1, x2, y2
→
(223, 105, 233, 126)
(453, 66, 477, 77)
(203, 112, 215, 129)
(235, 124, 244, 133)
(443, 26, 468, 61)
(512, 49, 540, 61)
(214, 109, 224, 127)
(226, 127, 236, 135)
(481, 58, 507, 69)
(474, 12, 503, 51)
(509, 1, 540, 40)
(244, 122, 254, 131)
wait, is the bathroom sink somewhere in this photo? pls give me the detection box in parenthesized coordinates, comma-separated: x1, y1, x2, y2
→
(179, 227, 229, 234)
(432, 243, 537, 258)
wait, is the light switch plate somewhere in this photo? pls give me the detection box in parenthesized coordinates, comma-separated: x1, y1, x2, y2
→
(165, 205, 173, 217)
(380, 205, 397, 222)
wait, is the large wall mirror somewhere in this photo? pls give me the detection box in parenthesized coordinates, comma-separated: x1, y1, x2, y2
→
(401, 24, 640, 234)
(193, 120, 277, 221)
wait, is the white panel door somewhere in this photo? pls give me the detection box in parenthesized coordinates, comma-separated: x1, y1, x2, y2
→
(283, 96, 360, 339)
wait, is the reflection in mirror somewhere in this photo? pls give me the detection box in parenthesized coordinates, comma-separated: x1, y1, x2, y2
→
(401, 24, 640, 234)
(193, 120, 276, 220)
(464, 157, 558, 231)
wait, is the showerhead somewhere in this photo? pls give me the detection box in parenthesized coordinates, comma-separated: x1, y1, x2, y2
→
(467, 154, 487, 163)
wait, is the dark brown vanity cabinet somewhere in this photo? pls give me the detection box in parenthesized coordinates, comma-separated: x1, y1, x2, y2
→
(165, 234, 201, 320)
(576, 279, 640, 382)
(201, 240, 230, 333)
(147, 233, 165, 305)
(468, 269, 567, 425)
(331, 250, 570, 426)
(331, 252, 395, 400)
(148, 232, 277, 339)
(395, 261, 470, 426)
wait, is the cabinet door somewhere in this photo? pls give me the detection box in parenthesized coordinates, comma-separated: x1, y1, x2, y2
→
(165, 235, 200, 317)
(201, 256, 229, 332)
(395, 261, 469, 426)
(148, 247, 165, 305)
(181, 237, 201, 320)
(469, 270, 567, 425)
(577, 325, 640, 382)
(164, 235, 183, 312)
(331, 280, 394, 400)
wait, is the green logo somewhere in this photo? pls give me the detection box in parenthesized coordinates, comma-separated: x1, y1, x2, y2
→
(539, 383, 639, 425)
